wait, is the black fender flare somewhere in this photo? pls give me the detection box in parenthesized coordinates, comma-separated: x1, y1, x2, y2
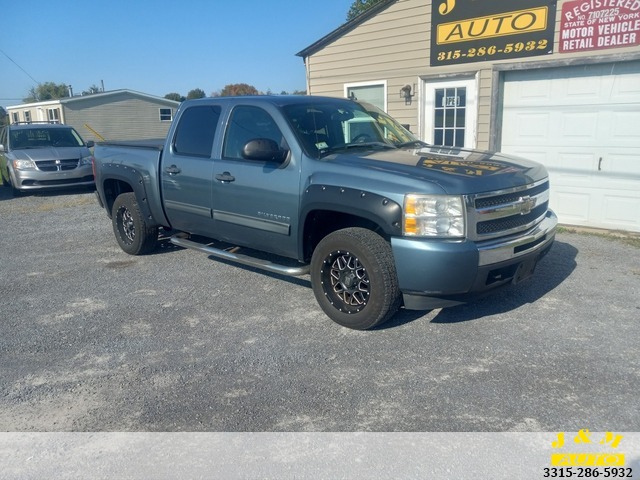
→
(299, 184, 403, 256)
(98, 164, 159, 227)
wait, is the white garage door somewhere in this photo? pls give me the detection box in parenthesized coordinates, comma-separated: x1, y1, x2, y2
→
(501, 61, 640, 232)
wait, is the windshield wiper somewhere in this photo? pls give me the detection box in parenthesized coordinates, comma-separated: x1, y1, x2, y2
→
(318, 142, 397, 158)
(328, 142, 398, 153)
(347, 141, 396, 149)
(397, 140, 429, 148)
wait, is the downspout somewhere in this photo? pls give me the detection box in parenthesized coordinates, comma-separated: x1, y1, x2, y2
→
(304, 56, 311, 95)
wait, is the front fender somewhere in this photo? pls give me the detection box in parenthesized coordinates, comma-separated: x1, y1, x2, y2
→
(299, 184, 403, 257)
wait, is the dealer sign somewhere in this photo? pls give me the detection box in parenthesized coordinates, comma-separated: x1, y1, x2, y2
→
(560, 0, 640, 52)
(430, 0, 557, 66)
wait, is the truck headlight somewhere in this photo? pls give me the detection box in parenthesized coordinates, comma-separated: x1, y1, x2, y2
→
(403, 194, 465, 238)
(13, 159, 36, 170)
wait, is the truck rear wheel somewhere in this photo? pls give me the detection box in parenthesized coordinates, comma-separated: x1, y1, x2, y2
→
(311, 227, 401, 330)
(112, 192, 158, 255)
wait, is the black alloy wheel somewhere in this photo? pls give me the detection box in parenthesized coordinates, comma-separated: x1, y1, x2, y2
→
(311, 227, 401, 330)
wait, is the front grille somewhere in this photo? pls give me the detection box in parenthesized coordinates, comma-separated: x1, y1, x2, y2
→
(477, 203, 548, 235)
(466, 179, 550, 241)
(36, 159, 79, 172)
(475, 182, 548, 209)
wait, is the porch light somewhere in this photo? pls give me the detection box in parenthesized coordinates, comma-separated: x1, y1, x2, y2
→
(400, 84, 414, 105)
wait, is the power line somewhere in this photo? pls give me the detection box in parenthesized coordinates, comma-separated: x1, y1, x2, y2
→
(0, 48, 39, 85)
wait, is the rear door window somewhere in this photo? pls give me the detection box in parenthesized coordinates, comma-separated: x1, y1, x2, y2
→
(172, 106, 221, 157)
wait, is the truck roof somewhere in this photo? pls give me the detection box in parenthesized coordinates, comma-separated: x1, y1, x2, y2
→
(8, 123, 74, 130)
(184, 95, 358, 108)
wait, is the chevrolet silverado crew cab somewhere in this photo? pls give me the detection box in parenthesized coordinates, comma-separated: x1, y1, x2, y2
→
(93, 95, 557, 330)
(0, 122, 95, 195)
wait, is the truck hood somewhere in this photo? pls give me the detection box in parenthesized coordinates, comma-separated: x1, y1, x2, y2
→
(323, 145, 548, 194)
(10, 146, 89, 161)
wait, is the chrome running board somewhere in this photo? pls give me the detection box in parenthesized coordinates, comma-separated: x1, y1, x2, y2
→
(170, 233, 310, 276)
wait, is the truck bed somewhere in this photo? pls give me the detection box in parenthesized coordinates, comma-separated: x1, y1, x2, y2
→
(97, 139, 165, 150)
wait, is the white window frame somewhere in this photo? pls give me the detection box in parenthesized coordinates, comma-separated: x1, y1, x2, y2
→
(421, 75, 478, 149)
(23, 111, 32, 124)
(47, 108, 61, 124)
(11, 112, 19, 124)
(344, 80, 388, 112)
(159, 108, 173, 122)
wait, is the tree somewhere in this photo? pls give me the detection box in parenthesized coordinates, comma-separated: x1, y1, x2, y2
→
(278, 90, 307, 96)
(213, 83, 261, 97)
(186, 88, 206, 100)
(164, 92, 185, 102)
(347, 0, 385, 20)
(82, 84, 102, 95)
(0, 106, 7, 127)
(23, 82, 70, 103)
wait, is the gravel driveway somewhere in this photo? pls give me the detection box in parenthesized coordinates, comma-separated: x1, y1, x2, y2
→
(1, 186, 639, 432)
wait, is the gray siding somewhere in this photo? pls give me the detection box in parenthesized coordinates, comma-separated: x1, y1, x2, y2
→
(63, 93, 177, 142)
(6, 91, 178, 143)
(307, 0, 430, 132)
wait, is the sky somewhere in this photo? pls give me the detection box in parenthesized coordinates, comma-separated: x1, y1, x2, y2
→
(0, 0, 354, 108)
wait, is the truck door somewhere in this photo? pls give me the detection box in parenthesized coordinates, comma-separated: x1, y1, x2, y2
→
(212, 105, 301, 258)
(161, 105, 221, 236)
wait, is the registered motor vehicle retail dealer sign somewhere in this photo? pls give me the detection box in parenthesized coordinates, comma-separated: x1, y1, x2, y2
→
(430, 0, 557, 66)
(560, 0, 640, 52)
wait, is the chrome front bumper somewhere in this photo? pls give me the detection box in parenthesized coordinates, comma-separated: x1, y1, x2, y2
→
(477, 210, 558, 267)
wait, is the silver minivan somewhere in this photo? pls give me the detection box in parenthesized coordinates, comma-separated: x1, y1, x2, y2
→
(0, 122, 95, 195)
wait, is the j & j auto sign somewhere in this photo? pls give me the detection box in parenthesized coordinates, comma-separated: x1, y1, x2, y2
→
(430, 0, 557, 66)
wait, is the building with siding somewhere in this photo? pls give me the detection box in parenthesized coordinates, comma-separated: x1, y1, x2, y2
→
(297, 0, 640, 232)
(6, 90, 179, 142)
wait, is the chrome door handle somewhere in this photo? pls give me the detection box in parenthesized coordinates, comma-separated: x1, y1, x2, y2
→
(215, 172, 235, 183)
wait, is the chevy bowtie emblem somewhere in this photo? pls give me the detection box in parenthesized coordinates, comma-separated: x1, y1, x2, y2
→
(518, 195, 537, 215)
(55, 159, 61, 165)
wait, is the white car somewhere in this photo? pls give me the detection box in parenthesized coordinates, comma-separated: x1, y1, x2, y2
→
(0, 122, 95, 195)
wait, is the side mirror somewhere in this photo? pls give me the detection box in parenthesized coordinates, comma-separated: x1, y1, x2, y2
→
(86, 140, 95, 148)
(242, 138, 286, 162)
(0, 144, 5, 153)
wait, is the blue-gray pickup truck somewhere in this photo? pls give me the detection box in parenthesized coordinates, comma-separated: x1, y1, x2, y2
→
(93, 95, 557, 329)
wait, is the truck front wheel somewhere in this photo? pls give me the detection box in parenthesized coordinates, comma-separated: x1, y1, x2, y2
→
(112, 192, 158, 255)
(310, 228, 401, 330)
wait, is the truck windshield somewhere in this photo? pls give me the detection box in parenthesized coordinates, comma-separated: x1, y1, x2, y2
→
(283, 100, 419, 158)
(10, 128, 84, 149)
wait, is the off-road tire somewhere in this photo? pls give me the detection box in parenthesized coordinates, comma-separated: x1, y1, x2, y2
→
(311, 227, 401, 330)
(112, 192, 158, 255)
